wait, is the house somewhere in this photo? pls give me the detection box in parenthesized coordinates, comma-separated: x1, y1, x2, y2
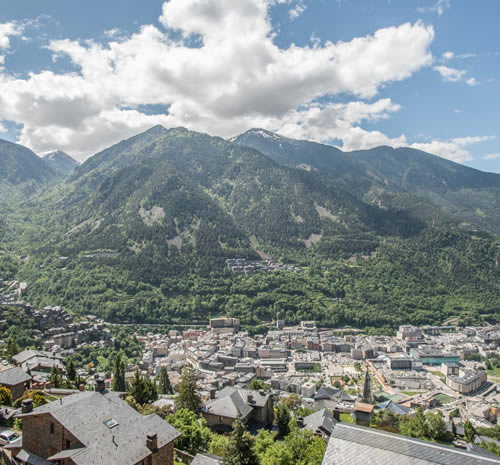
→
(0, 366, 31, 400)
(313, 386, 354, 410)
(300, 408, 336, 438)
(12, 379, 181, 465)
(191, 453, 222, 465)
(321, 422, 500, 465)
(352, 402, 374, 426)
(375, 400, 411, 416)
(200, 387, 273, 432)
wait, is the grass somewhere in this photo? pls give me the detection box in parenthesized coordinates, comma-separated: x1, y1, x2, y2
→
(340, 413, 355, 424)
(487, 367, 500, 377)
(435, 393, 455, 405)
(402, 391, 425, 397)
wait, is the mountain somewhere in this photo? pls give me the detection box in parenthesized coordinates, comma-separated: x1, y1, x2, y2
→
(234, 129, 500, 233)
(37, 126, 424, 277)
(8, 126, 496, 330)
(0, 138, 58, 199)
(42, 150, 79, 176)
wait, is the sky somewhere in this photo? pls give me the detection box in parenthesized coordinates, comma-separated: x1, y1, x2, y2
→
(0, 0, 499, 173)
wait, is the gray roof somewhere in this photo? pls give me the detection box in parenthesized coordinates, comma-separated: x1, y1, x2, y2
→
(191, 453, 223, 465)
(12, 350, 63, 365)
(314, 386, 354, 402)
(15, 449, 53, 465)
(322, 423, 500, 465)
(0, 366, 31, 386)
(303, 408, 336, 436)
(20, 390, 180, 465)
(376, 400, 411, 416)
(201, 387, 269, 420)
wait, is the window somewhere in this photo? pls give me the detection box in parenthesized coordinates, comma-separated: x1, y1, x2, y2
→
(50, 423, 55, 434)
(66, 439, 71, 449)
(104, 418, 119, 429)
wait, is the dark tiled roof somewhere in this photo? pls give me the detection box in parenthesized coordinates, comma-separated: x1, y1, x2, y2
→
(322, 423, 500, 465)
(20, 390, 180, 465)
(303, 408, 336, 436)
(191, 453, 222, 465)
(376, 400, 411, 415)
(0, 367, 31, 386)
(201, 387, 270, 419)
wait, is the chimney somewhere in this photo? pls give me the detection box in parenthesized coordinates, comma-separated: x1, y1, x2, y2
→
(333, 408, 340, 422)
(95, 378, 105, 392)
(247, 393, 254, 403)
(209, 388, 217, 400)
(297, 416, 304, 427)
(79, 384, 85, 391)
(21, 399, 33, 414)
(146, 433, 158, 452)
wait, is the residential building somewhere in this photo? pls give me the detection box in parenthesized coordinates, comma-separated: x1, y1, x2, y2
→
(13, 380, 180, 465)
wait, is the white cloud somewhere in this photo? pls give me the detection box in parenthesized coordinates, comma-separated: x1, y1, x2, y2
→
(410, 136, 495, 163)
(483, 153, 500, 160)
(434, 65, 466, 82)
(418, 0, 451, 17)
(441, 51, 454, 61)
(289, 1, 306, 19)
(0, 22, 23, 50)
(434, 65, 478, 86)
(0, 1, 436, 160)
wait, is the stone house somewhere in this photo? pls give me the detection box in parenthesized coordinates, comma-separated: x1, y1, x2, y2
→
(0, 366, 31, 400)
(200, 387, 273, 432)
(12, 380, 180, 465)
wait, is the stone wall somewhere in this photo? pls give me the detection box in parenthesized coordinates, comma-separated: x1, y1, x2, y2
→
(22, 413, 82, 459)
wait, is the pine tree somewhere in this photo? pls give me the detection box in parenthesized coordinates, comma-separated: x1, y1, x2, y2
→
(66, 358, 76, 382)
(223, 415, 259, 465)
(274, 403, 291, 437)
(49, 367, 62, 388)
(464, 419, 476, 443)
(128, 369, 150, 405)
(159, 366, 173, 395)
(176, 366, 201, 412)
(5, 336, 19, 362)
(112, 353, 126, 392)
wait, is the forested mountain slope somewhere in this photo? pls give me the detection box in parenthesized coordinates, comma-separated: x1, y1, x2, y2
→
(0, 138, 58, 199)
(234, 129, 500, 233)
(0, 126, 498, 330)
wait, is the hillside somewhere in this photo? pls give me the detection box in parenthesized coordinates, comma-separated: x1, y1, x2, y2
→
(234, 129, 500, 233)
(0, 138, 58, 199)
(9, 126, 498, 329)
(43, 150, 79, 176)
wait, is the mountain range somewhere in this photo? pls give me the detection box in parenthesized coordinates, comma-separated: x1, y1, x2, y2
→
(0, 128, 498, 329)
(42, 150, 79, 177)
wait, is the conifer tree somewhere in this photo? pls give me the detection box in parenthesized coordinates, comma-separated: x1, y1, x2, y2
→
(112, 353, 126, 392)
(66, 358, 76, 381)
(176, 366, 201, 412)
(159, 366, 173, 395)
(222, 415, 259, 465)
(274, 403, 291, 437)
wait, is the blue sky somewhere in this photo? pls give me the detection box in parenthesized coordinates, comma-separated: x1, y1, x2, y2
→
(0, 0, 499, 173)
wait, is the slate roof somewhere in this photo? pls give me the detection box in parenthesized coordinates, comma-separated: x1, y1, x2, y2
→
(15, 449, 52, 465)
(303, 408, 336, 436)
(12, 350, 63, 366)
(0, 366, 31, 386)
(201, 387, 270, 420)
(314, 386, 354, 402)
(191, 453, 223, 465)
(322, 423, 500, 465)
(376, 400, 411, 416)
(19, 389, 180, 465)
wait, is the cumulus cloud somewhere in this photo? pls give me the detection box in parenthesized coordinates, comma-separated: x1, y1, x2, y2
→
(0, 22, 23, 50)
(410, 136, 495, 163)
(0, 1, 436, 160)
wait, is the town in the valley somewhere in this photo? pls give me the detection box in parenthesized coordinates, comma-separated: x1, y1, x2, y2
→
(0, 278, 499, 464)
